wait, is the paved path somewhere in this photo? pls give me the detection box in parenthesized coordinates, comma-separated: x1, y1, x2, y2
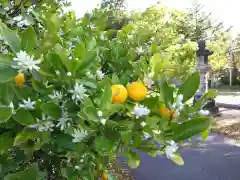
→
(216, 92, 240, 107)
(129, 133, 240, 180)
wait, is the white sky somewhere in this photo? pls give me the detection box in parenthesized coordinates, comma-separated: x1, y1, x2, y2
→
(69, 0, 240, 35)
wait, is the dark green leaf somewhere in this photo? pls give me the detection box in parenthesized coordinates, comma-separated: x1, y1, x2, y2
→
(0, 83, 14, 105)
(76, 50, 97, 72)
(0, 20, 21, 52)
(94, 136, 115, 156)
(177, 72, 200, 102)
(74, 43, 85, 59)
(195, 90, 217, 109)
(0, 54, 13, 66)
(21, 26, 37, 52)
(12, 109, 36, 125)
(160, 80, 174, 105)
(40, 102, 61, 120)
(0, 67, 17, 83)
(83, 106, 99, 121)
(0, 132, 13, 155)
(55, 133, 75, 151)
(165, 117, 211, 141)
(14, 128, 39, 146)
(124, 151, 140, 169)
(0, 107, 12, 123)
(100, 82, 112, 110)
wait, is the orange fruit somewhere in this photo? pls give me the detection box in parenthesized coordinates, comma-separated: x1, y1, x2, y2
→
(111, 84, 128, 104)
(159, 104, 175, 120)
(127, 81, 148, 102)
(102, 172, 108, 180)
(14, 73, 25, 86)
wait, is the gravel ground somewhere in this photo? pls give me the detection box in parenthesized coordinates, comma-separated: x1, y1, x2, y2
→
(212, 108, 240, 139)
(107, 160, 134, 180)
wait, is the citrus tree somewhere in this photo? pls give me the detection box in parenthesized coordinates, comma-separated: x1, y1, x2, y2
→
(0, 0, 216, 179)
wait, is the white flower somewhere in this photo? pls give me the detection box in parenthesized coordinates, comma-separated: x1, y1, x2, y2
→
(56, 111, 72, 130)
(38, 121, 55, 132)
(199, 109, 210, 116)
(55, 70, 60, 76)
(96, 70, 104, 80)
(72, 129, 88, 143)
(136, 46, 144, 54)
(97, 111, 103, 117)
(12, 51, 41, 73)
(176, 94, 184, 110)
(86, 72, 94, 79)
(100, 118, 107, 125)
(132, 104, 150, 119)
(49, 91, 63, 103)
(67, 72, 72, 76)
(29, 114, 55, 132)
(69, 83, 86, 104)
(143, 132, 151, 139)
(75, 166, 80, 170)
(19, 98, 35, 110)
(68, 56, 72, 60)
(141, 121, 147, 127)
(152, 130, 161, 135)
(43, 81, 52, 88)
(9, 102, 14, 109)
(164, 141, 178, 159)
(144, 73, 154, 88)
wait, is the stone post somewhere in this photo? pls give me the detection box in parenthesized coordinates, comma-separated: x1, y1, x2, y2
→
(194, 40, 220, 116)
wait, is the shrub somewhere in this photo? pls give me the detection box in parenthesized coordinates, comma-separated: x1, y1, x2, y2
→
(0, 1, 216, 179)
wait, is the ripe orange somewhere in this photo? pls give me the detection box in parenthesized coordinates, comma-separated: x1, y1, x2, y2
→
(111, 84, 128, 104)
(102, 172, 108, 180)
(159, 104, 175, 120)
(127, 81, 148, 102)
(14, 73, 25, 86)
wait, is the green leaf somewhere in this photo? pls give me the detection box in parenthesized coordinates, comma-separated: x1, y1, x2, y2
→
(195, 90, 217, 109)
(5, 163, 38, 180)
(94, 136, 115, 156)
(54, 133, 75, 151)
(111, 73, 120, 84)
(0, 83, 14, 105)
(0, 54, 13, 66)
(0, 132, 14, 155)
(125, 151, 140, 169)
(76, 50, 97, 72)
(160, 80, 174, 105)
(74, 43, 85, 59)
(83, 106, 99, 121)
(21, 26, 37, 52)
(55, 43, 70, 70)
(107, 104, 124, 116)
(0, 67, 17, 83)
(100, 82, 112, 110)
(201, 129, 209, 140)
(40, 102, 61, 120)
(177, 72, 200, 102)
(171, 153, 184, 166)
(121, 130, 132, 145)
(14, 128, 39, 146)
(15, 0, 21, 5)
(0, 107, 12, 123)
(165, 117, 211, 141)
(12, 109, 36, 125)
(0, 20, 21, 52)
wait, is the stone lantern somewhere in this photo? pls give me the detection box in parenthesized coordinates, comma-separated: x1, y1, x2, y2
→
(194, 40, 220, 115)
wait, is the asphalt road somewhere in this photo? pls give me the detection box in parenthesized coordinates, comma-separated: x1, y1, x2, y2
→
(130, 133, 240, 180)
